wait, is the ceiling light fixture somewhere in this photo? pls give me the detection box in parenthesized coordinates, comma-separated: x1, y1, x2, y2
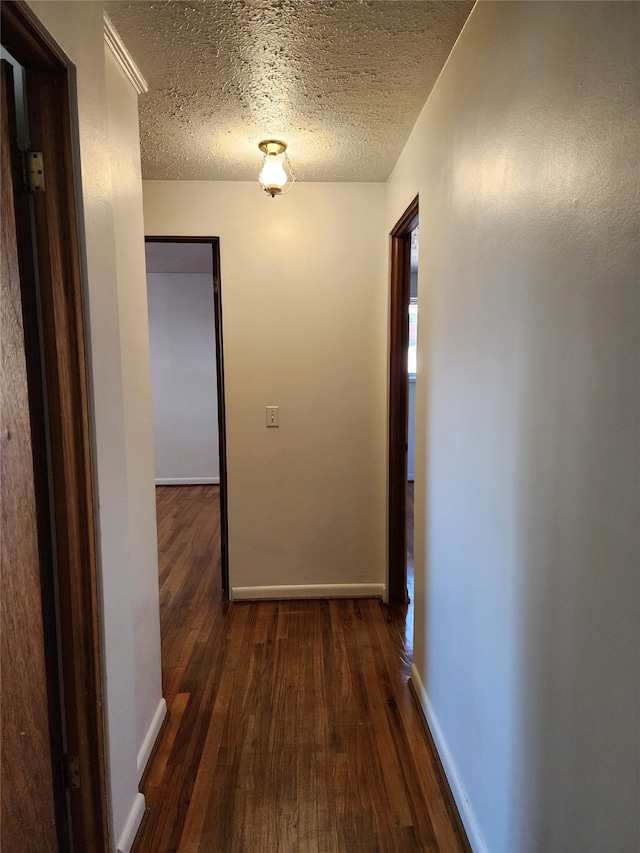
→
(258, 140, 297, 198)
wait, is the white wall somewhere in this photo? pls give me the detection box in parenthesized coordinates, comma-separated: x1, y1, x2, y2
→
(25, 5, 163, 851)
(147, 272, 220, 483)
(104, 40, 164, 826)
(143, 182, 387, 598)
(387, 3, 640, 852)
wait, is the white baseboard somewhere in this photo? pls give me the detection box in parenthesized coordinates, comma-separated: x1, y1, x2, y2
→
(137, 697, 167, 780)
(410, 664, 486, 853)
(231, 583, 385, 601)
(115, 699, 166, 853)
(116, 792, 146, 853)
(155, 477, 219, 485)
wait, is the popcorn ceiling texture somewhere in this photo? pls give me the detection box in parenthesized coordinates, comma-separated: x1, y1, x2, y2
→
(105, 0, 473, 182)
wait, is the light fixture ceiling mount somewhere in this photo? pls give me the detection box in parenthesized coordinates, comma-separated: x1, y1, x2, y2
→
(258, 139, 297, 198)
(258, 139, 287, 157)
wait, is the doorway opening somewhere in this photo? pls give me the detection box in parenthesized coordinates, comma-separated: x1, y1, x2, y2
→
(407, 225, 419, 607)
(144, 237, 229, 597)
(388, 196, 419, 607)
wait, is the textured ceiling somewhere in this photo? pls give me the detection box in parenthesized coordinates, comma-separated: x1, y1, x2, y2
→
(105, 0, 473, 182)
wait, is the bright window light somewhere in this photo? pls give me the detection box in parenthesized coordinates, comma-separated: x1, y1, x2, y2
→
(408, 299, 418, 376)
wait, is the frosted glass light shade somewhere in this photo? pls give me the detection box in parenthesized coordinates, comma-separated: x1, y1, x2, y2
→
(258, 140, 297, 198)
(260, 155, 287, 189)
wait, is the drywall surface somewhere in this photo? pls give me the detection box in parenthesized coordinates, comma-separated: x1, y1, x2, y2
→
(386, 3, 640, 851)
(104, 46, 163, 791)
(25, 4, 163, 849)
(147, 272, 220, 483)
(144, 182, 387, 594)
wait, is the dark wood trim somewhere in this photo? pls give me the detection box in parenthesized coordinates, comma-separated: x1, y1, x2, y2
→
(408, 678, 473, 853)
(1, 4, 110, 850)
(388, 195, 419, 605)
(0, 2, 59, 71)
(2, 55, 64, 852)
(144, 236, 230, 597)
(211, 244, 230, 595)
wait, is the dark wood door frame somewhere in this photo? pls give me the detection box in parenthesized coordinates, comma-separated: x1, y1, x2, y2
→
(2, 56, 63, 851)
(145, 237, 230, 597)
(388, 196, 419, 605)
(1, 3, 110, 850)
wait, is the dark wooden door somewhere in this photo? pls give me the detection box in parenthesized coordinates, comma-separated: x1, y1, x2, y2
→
(0, 60, 60, 852)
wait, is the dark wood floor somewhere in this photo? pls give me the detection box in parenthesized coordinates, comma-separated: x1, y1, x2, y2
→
(133, 485, 466, 853)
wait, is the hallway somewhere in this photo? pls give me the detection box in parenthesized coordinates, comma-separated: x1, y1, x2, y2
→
(133, 486, 467, 852)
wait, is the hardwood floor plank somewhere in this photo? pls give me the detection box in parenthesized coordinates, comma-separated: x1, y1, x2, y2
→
(133, 485, 468, 853)
(180, 606, 251, 851)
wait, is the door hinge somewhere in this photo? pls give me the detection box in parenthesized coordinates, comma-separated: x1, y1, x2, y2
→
(22, 150, 45, 193)
(63, 755, 80, 789)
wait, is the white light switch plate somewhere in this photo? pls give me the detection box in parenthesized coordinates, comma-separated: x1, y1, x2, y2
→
(266, 406, 279, 427)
